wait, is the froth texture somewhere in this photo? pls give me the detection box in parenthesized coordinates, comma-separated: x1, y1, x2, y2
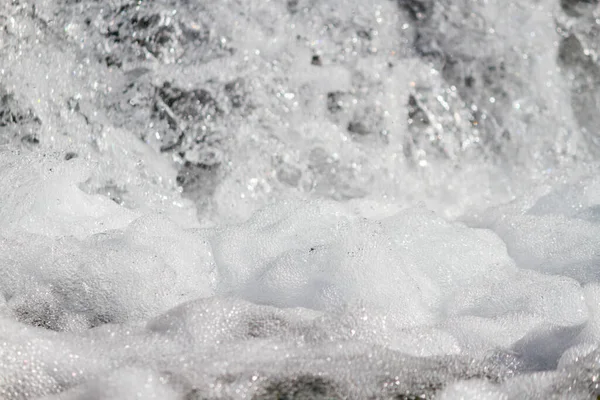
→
(0, 150, 599, 398)
(2, 0, 600, 398)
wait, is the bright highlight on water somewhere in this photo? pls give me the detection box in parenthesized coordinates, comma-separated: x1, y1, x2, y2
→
(1, 0, 600, 398)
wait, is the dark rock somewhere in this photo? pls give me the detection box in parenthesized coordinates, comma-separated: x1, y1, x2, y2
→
(387, 383, 443, 400)
(67, 96, 80, 112)
(157, 82, 221, 123)
(311, 55, 322, 66)
(404, 93, 455, 161)
(64, 152, 78, 160)
(184, 388, 202, 400)
(21, 134, 39, 145)
(357, 29, 372, 40)
(482, 62, 507, 87)
(176, 162, 220, 198)
(105, 54, 122, 68)
(89, 314, 114, 328)
(347, 105, 384, 138)
(398, 0, 434, 22)
(153, 82, 223, 154)
(326, 91, 346, 114)
(557, 35, 600, 147)
(379, 356, 507, 400)
(347, 120, 370, 135)
(101, 6, 183, 63)
(560, 0, 599, 17)
(408, 94, 430, 127)
(224, 79, 247, 110)
(558, 34, 586, 67)
(0, 89, 40, 127)
(413, 32, 444, 59)
(287, 0, 299, 13)
(252, 375, 342, 400)
(465, 75, 475, 88)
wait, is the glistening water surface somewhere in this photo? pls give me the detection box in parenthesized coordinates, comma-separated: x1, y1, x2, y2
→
(2, 0, 600, 398)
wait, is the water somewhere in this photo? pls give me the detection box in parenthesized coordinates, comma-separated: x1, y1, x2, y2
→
(1, 0, 600, 398)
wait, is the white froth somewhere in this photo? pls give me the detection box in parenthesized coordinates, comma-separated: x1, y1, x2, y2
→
(2, 0, 600, 398)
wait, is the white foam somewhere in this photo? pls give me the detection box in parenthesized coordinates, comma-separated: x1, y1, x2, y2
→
(2, 0, 600, 397)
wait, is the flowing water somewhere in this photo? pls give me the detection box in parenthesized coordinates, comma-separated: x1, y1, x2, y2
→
(2, 0, 600, 398)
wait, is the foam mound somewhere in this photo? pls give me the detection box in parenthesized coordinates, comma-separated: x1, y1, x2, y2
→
(0, 150, 599, 398)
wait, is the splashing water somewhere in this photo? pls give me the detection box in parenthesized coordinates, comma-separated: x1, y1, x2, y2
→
(2, 0, 600, 398)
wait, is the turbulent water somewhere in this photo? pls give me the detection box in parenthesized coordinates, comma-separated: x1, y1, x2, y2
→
(1, 0, 600, 398)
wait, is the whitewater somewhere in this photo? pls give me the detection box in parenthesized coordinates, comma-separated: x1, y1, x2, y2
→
(1, 0, 600, 398)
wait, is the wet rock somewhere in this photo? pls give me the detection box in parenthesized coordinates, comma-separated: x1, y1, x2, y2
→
(379, 356, 508, 400)
(20, 134, 39, 145)
(560, 0, 599, 17)
(404, 92, 459, 162)
(558, 34, 589, 67)
(326, 91, 347, 114)
(395, 0, 530, 161)
(103, 6, 186, 63)
(413, 32, 444, 59)
(89, 314, 114, 328)
(224, 79, 243, 109)
(558, 35, 600, 145)
(183, 388, 203, 400)
(224, 78, 251, 112)
(347, 106, 384, 138)
(176, 161, 220, 198)
(94, 1, 232, 66)
(398, 0, 435, 22)
(287, 0, 300, 14)
(252, 375, 342, 400)
(153, 82, 223, 153)
(407, 94, 430, 128)
(347, 121, 369, 136)
(157, 83, 221, 123)
(0, 88, 41, 128)
(357, 29, 372, 40)
(104, 54, 122, 68)
(386, 382, 443, 400)
(66, 96, 81, 112)
(0, 87, 42, 145)
(64, 152, 78, 160)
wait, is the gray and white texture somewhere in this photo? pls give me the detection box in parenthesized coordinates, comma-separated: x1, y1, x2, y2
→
(2, 0, 600, 398)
